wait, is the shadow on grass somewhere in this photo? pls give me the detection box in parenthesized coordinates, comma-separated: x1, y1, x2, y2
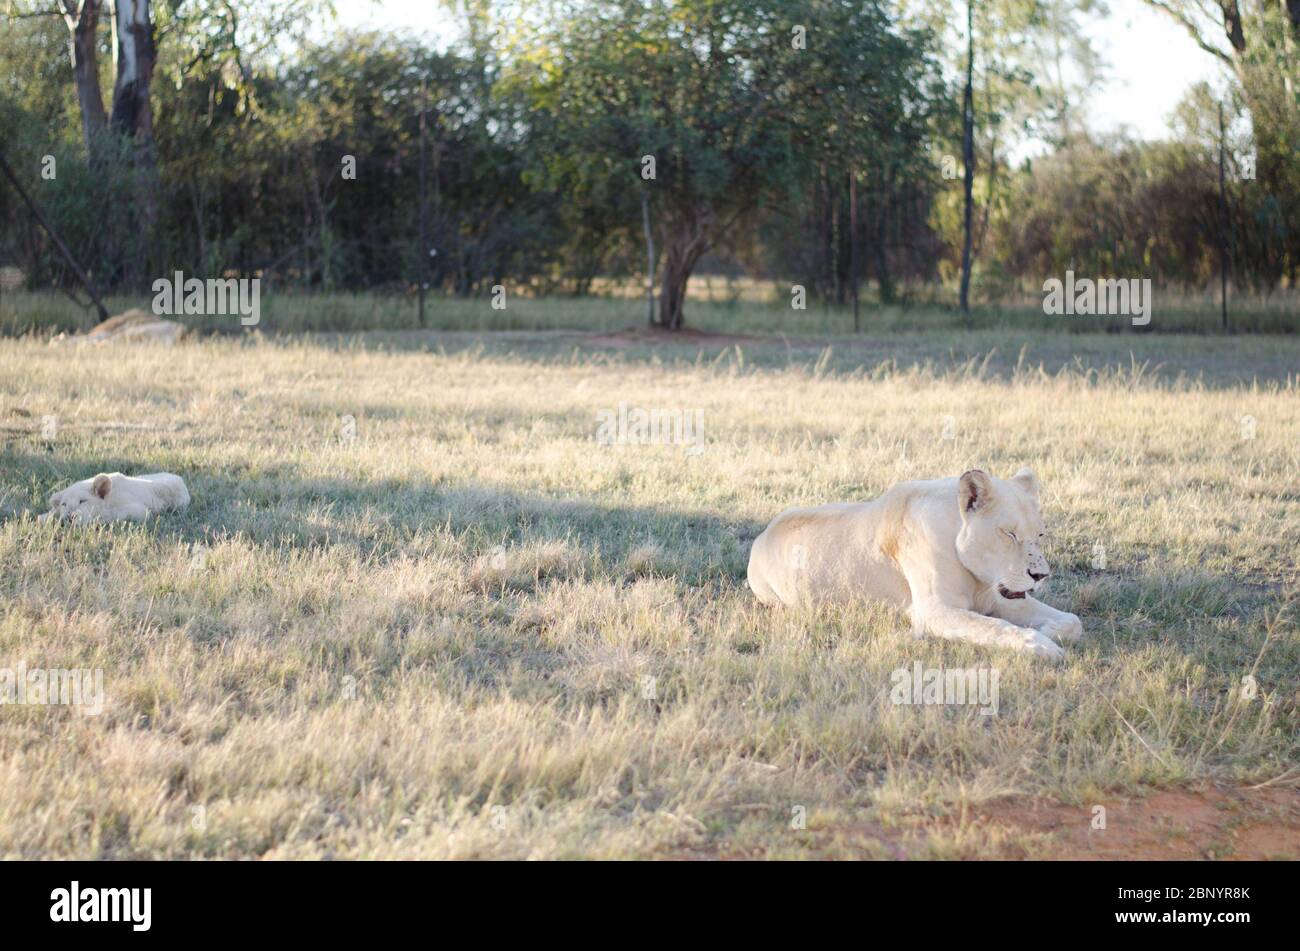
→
(287, 327, 1300, 389)
(3, 446, 1293, 681)
(0, 446, 765, 587)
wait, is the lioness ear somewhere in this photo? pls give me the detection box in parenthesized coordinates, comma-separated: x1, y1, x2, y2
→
(1011, 467, 1040, 500)
(958, 469, 994, 514)
(92, 474, 112, 499)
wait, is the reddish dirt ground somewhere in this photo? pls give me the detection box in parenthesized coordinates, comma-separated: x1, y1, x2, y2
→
(966, 784, 1299, 860)
(668, 785, 1298, 860)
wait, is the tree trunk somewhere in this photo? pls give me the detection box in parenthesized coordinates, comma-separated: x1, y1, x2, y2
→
(1220, 0, 1246, 53)
(876, 168, 895, 305)
(657, 247, 689, 331)
(654, 209, 710, 331)
(830, 178, 841, 305)
(820, 163, 833, 302)
(657, 240, 704, 331)
(61, 0, 108, 158)
(110, 0, 157, 289)
(1217, 102, 1231, 332)
(418, 76, 428, 326)
(110, 0, 156, 147)
(958, 0, 976, 320)
(849, 170, 859, 332)
(642, 191, 656, 326)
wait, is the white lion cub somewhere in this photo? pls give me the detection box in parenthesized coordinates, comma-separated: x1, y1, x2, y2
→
(42, 472, 190, 523)
(747, 468, 1083, 662)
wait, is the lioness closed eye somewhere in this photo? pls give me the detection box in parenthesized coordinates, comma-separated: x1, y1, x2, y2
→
(747, 468, 1083, 662)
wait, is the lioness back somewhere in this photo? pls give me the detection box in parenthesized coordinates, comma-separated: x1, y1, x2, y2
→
(748, 482, 929, 608)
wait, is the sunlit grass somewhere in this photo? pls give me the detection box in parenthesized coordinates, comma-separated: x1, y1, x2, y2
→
(0, 323, 1296, 858)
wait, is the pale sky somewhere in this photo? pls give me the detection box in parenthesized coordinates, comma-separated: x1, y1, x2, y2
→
(1082, 0, 1227, 139)
(330, 0, 1228, 142)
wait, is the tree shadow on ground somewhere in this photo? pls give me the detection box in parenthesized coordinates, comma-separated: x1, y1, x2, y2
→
(2, 445, 1291, 685)
(0, 446, 766, 586)
(300, 328, 1300, 389)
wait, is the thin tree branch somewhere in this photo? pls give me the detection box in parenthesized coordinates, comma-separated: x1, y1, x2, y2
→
(1144, 0, 1236, 65)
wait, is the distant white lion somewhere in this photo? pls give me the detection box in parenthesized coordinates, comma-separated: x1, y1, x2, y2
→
(747, 468, 1082, 662)
(41, 472, 190, 523)
(49, 309, 185, 347)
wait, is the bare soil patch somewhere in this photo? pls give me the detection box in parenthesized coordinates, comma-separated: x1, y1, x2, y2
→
(966, 784, 1299, 860)
(667, 786, 1299, 860)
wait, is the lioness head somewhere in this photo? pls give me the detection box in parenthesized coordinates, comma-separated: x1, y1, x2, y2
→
(44, 474, 115, 522)
(954, 468, 1051, 600)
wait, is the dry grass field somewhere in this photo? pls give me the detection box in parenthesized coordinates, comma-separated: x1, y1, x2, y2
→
(0, 321, 1297, 858)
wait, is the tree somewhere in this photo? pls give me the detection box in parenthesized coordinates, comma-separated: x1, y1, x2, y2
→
(111, 0, 157, 287)
(959, 0, 975, 316)
(907, 0, 1106, 305)
(52, 1, 156, 161)
(2, 0, 1291, 311)
(58, 0, 108, 157)
(109, 0, 155, 150)
(515, 0, 935, 329)
(1145, 1, 1299, 286)
(1030, 0, 1108, 142)
(1144, 0, 1254, 66)
(20, 0, 156, 285)
(515, 0, 790, 329)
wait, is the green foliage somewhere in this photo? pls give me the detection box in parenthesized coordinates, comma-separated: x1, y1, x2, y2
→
(511, 0, 942, 324)
(993, 135, 1220, 286)
(0, 0, 1296, 324)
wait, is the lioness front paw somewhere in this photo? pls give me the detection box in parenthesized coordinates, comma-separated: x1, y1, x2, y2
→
(1018, 627, 1066, 663)
(1040, 613, 1084, 644)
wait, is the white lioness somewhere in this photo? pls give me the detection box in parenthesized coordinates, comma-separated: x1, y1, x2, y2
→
(41, 472, 190, 523)
(747, 468, 1083, 661)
